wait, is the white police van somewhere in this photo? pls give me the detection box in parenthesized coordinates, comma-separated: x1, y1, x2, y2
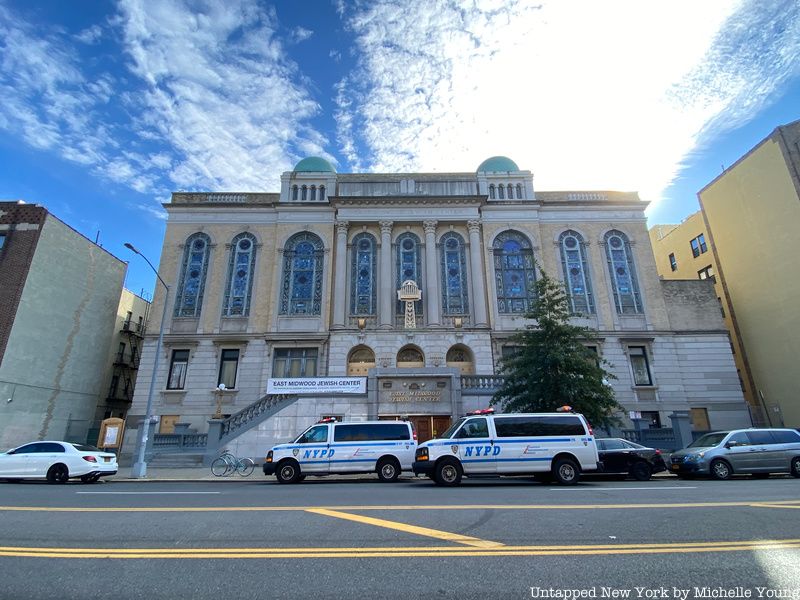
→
(263, 418, 417, 483)
(412, 408, 600, 486)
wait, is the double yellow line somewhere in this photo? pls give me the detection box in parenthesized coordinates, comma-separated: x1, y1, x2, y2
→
(2, 539, 799, 559)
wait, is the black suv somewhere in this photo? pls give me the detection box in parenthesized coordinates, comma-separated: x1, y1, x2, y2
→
(595, 438, 667, 481)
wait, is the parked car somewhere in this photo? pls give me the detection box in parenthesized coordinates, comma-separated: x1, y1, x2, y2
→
(670, 429, 800, 480)
(0, 441, 118, 484)
(595, 438, 666, 481)
(263, 419, 417, 483)
(412, 408, 600, 486)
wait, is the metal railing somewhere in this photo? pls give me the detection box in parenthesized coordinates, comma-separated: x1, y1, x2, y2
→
(219, 393, 296, 443)
(152, 433, 209, 450)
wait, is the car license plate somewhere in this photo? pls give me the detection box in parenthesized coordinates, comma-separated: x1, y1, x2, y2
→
(104, 457, 111, 463)
(671, 464, 679, 471)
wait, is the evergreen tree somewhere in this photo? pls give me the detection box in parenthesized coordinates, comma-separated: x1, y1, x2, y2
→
(491, 268, 621, 429)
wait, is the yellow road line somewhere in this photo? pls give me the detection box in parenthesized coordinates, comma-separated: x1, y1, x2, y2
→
(305, 508, 504, 548)
(2, 500, 799, 512)
(1, 540, 799, 559)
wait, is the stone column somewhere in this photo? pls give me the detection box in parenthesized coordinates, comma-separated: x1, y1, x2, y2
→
(423, 220, 441, 327)
(467, 220, 488, 327)
(379, 221, 394, 329)
(332, 221, 349, 329)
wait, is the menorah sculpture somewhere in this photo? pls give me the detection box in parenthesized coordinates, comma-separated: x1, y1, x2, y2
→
(397, 280, 422, 329)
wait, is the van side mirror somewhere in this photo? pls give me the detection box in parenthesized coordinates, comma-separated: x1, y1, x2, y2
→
(725, 441, 737, 449)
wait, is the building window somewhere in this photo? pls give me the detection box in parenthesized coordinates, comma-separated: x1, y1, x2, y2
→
(604, 230, 643, 314)
(628, 346, 652, 386)
(669, 253, 677, 271)
(279, 232, 324, 315)
(488, 185, 496, 199)
(301, 185, 307, 200)
(174, 233, 211, 318)
(493, 230, 536, 314)
(319, 185, 325, 201)
(218, 349, 239, 389)
(395, 232, 423, 316)
(558, 230, 594, 315)
(310, 185, 316, 201)
(516, 184, 523, 199)
(446, 345, 474, 375)
(347, 346, 375, 376)
(690, 234, 707, 257)
(0, 233, 5, 250)
(167, 349, 190, 390)
(350, 233, 377, 316)
(273, 348, 318, 377)
(498, 184, 505, 199)
(507, 184, 513, 199)
(698, 265, 714, 281)
(396, 346, 424, 368)
(640, 411, 661, 428)
(223, 233, 257, 317)
(440, 232, 469, 315)
(584, 344, 600, 367)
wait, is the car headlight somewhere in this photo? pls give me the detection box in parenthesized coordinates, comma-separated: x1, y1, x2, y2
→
(684, 452, 705, 462)
(415, 448, 429, 461)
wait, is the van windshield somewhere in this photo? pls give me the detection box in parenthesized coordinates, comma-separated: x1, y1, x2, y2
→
(688, 432, 729, 448)
(439, 418, 466, 439)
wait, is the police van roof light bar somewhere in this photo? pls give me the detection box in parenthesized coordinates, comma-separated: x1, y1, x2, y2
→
(467, 408, 495, 416)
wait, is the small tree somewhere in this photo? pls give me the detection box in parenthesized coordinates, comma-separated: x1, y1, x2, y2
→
(492, 269, 621, 429)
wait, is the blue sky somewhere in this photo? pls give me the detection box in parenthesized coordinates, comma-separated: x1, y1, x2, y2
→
(1, 0, 798, 297)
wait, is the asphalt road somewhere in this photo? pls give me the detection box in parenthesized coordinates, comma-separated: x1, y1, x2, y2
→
(1, 474, 800, 600)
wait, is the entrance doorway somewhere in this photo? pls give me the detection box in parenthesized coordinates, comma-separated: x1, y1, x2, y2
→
(379, 415, 451, 443)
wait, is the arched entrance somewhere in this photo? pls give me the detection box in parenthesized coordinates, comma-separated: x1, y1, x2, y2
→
(347, 346, 376, 376)
(446, 345, 474, 375)
(396, 345, 424, 368)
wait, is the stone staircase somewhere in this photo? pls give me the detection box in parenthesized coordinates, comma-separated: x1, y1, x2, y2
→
(144, 392, 298, 465)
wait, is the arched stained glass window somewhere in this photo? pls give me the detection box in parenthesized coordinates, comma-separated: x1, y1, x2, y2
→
(222, 233, 257, 317)
(516, 184, 523, 199)
(395, 232, 423, 315)
(175, 233, 211, 318)
(498, 185, 505, 199)
(493, 231, 536, 314)
(350, 232, 377, 315)
(488, 185, 496, 199)
(558, 230, 594, 315)
(440, 232, 469, 315)
(604, 230, 642, 314)
(280, 232, 324, 315)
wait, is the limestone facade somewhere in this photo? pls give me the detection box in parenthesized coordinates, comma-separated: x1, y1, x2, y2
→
(128, 159, 750, 455)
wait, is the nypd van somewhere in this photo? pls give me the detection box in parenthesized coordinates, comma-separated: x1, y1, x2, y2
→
(412, 408, 599, 486)
(262, 419, 417, 483)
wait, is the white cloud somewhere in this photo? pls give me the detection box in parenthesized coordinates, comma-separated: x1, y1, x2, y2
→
(335, 0, 800, 206)
(75, 24, 103, 44)
(291, 26, 314, 43)
(117, 0, 327, 191)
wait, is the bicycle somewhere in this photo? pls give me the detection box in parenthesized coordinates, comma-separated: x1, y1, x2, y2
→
(210, 451, 255, 477)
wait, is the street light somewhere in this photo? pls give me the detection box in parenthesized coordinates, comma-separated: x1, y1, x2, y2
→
(125, 242, 170, 479)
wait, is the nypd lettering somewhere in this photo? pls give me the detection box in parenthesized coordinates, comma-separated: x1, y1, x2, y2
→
(302, 448, 336, 459)
(463, 445, 501, 457)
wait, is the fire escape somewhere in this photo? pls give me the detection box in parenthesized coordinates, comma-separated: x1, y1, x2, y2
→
(106, 315, 145, 415)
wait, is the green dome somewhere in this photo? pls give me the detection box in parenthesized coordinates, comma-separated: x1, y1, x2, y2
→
(477, 156, 519, 172)
(293, 156, 336, 173)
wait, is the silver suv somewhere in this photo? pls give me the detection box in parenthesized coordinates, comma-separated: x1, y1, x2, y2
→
(670, 428, 800, 480)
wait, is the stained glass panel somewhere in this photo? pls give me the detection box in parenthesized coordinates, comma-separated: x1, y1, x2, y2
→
(279, 232, 324, 315)
(558, 231, 594, 315)
(350, 233, 376, 315)
(493, 231, 536, 314)
(223, 234, 256, 316)
(604, 231, 642, 314)
(395, 232, 423, 315)
(175, 233, 211, 317)
(440, 233, 469, 315)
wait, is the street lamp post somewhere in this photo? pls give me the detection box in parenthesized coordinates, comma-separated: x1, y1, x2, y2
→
(125, 242, 170, 479)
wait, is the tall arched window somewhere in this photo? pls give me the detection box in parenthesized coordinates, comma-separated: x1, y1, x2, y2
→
(493, 231, 536, 314)
(175, 233, 211, 317)
(396, 232, 423, 315)
(291, 185, 298, 200)
(507, 184, 513, 199)
(516, 184, 523, 199)
(350, 232, 377, 315)
(604, 230, 642, 314)
(440, 232, 469, 315)
(559, 230, 594, 315)
(301, 185, 307, 201)
(280, 232, 324, 315)
(488, 185, 496, 199)
(498, 184, 505, 199)
(222, 233, 257, 317)
(319, 185, 325, 200)
(310, 185, 316, 201)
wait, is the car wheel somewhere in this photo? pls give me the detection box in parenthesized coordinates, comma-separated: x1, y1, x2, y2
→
(709, 459, 732, 481)
(46, 464, 69, 484)
(552, 457, 580, 486)
(790, 457, 800, 478)
(630, 461, 652, 482)
(434, 458, 462, 486)
(275, 460, 301, 484)
(376, 458, 401, 483)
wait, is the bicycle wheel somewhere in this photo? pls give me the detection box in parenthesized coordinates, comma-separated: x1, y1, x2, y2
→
(211, 457, 230, 477)
(237, 458, 255, 477)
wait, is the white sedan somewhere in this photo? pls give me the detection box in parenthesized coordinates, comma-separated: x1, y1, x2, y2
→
(0, 441, 118, 484)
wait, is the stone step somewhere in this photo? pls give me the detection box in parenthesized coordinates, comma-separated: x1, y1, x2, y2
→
(146, 454, 205, 468)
